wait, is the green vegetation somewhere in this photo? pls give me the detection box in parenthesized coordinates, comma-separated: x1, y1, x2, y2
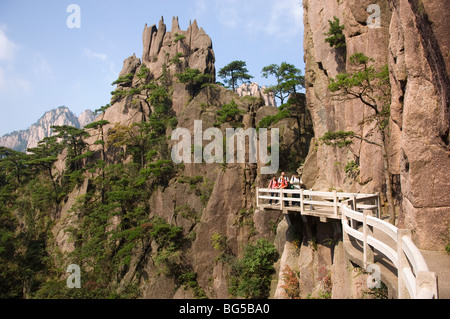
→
(171, 52, 184, 65)
(0, 47, 292, 300)
(0, 61, 201, 298)
(136, 64, 151, 80)
(175, 68, 214, 97)
(112, 73, 134, 86)
(324, 16, 346, 50)
(365, 281, 389, 299)
(218, 60, 253, 91)
(320, 131, 355, 148)
(215, 99, 245, 128)
(228, 239, 278, 299)
(211, 232, 230, 262)
(261, 62, 305, 105)
(257, 106, 291, 129)
(344, 160, 360, 180)
(94, 104, 111, 115)
(173, 33, 186, 43)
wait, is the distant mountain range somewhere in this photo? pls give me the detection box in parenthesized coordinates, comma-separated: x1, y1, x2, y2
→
(0, 106, 96, 152)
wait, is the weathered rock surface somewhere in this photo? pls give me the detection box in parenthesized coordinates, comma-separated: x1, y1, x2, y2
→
(236, 82, 277, 107)
(302, 0, 449, 250)
(387, 0, 450, 250)
(302, 0, 391, 195)
(142, 16, 215, 83)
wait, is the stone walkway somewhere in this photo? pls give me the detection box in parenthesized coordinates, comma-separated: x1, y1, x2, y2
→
(420, 249, 450, 299)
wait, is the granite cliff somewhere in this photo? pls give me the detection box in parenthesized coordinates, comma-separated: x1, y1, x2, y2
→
(46, 17, 314, 299)
(270, 0, 449, 299)
(301, 0, 449, 250)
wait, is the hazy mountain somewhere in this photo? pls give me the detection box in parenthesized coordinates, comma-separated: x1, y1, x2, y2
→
(0, 106, 96, 152)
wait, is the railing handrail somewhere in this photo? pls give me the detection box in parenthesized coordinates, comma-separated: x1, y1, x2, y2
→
(258, 187, 376, 198)
(256, 187, 437, 299)
(256, 188, 381, 220)
(341, 203, 437, 299)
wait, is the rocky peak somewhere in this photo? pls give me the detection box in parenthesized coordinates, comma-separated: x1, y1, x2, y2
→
(141, 16, 215, 80)
(105, 17, 217, 122)
(78, 109, 96, 128)
(235, 82, 277, 107)
(0, 106, 95, 152)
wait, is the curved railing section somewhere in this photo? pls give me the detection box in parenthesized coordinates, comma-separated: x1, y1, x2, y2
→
(342, 202, 438, 299)
(256, 188, 438, 299)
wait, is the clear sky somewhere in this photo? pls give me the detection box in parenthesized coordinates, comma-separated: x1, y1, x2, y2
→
(0, 0, 304, 136)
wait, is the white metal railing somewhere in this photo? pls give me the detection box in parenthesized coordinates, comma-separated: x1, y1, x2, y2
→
(256, 188, 381, 219)
(341, 203, 438, 299)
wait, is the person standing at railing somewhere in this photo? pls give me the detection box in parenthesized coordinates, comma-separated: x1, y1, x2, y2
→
(277, 172, 289, 185)
(290, 172, 301, 207)
(278, 172, 290, 207)
(268, 176, 280, 205)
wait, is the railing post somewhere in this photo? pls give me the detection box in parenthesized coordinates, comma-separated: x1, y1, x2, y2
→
(397, 229, 412, 299)
(333, 190, 338, 217)
(363, 210, 374, 268)
(416, 271, 438, 299)
(256, 187, 259, 208)
(300, 189, 304, 213)
(280, 189, 284, 210)
(375, 192, 381, 219)
(352, 196, 357, 212)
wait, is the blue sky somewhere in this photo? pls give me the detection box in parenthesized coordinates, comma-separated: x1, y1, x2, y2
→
(0, 0, 304, 136)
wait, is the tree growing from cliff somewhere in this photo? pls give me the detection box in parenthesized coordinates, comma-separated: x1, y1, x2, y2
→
(324, 16, 346, 50)
(175, 68, 213, 97)
(321, 52, 395, 223)
(26, 136, 63, 203)
(0, 147, 28, 185)
(218, 60, 253, 91)
(51, 125, 90, 171)
(261, 62, 305, 105)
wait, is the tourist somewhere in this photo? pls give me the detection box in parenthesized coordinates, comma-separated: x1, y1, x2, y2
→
(290, 172, 301, 206)
(277, 171, 289, 185)
(268, 176, 279, 205)
(278, 172, 290, 207)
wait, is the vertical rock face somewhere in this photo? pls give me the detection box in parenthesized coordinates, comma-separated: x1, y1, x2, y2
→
(388, 0, 450, 249)
(302, 0, 449, 249)
(302, 0, 392, 194)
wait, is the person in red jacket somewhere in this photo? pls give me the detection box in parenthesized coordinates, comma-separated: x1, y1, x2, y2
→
(268, 176, 279, 205)
(278, 172, 290, 207)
